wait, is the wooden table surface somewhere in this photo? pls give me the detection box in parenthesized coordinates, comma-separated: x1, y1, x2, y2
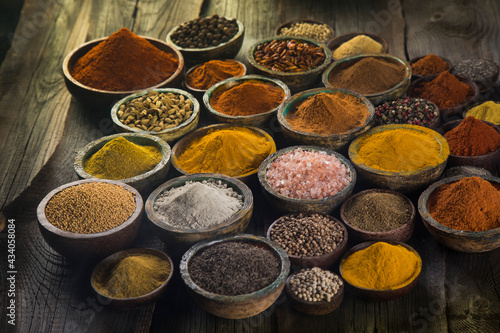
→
(1, 0, 499, 332)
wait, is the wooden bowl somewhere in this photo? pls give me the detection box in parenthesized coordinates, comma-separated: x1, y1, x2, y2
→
(62, 36, 184, 108)
(258, 145, 356, 214)
(373, 97, 441, 130)
(327, 32, 389, 60)
(322, 53, 411, 106)
(110, 88, 200, 144)
(348, 124, 450, 193)
(246, 36, 333, 93)
(90, 248, 174, 308)
(145, 173, 253, 251)
(340, 189, 415, 242)
(171, 124, 276, 183)
(277, 87, 375, 150)
(36, 179, 143, 260)
(74, 133, 171, 195)
(275, 19, 335, 43)
(179, 234, 290, 319)
(285, 270, 344, 316)
(166, 17, 244, 66)
(339, 241, 422, 301)
(266, 213, 348, 269)
(418, 175, 500, 253)
(452, 59, 500, 93)
(203, 75, 291, 127)
(409, 55, 453, 79)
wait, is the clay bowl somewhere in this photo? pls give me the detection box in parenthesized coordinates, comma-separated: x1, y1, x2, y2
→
(145, 173, 253, 252)
(407, 74, 479, 122)
(285, 271, 344, 316)
(171, 123, 276, 183)
(322, 53, 411, 106)
(258, 145, 356, 214)
(36, 179, 143, 260)
(62, 36, 184, 108)
(180, 234, 290, 319)
(246, 36, 333, 93)
(340, 189, 416, 243)
(409, 55, 453, 79)
(327, 32, 388, 60)
(348, 124, 450, 193)
(74, 133, 171, 195)
(452, 59, 500, 93)
(90, 248, 174, 308)
(339, 241, 422, 301)
(418, 175, 500, 253)
(204, 75, 291, 127)
(166, 17, 244, 66)
(277, 87, 375, 151)
(110, 88, 200, 144)
(275, 19, 335, 44)
(266, 213, 348, 269)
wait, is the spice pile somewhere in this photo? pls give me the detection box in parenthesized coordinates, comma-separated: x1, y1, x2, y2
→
(333, 34, 384, 59)
(465, 101, 500, 125)
(411, 54, 449, 76)
(185, 59, 245, 90)
(444, 116, 500, 156)
(278, 22, 333, 43)
(452, 59, 498, 83)
(374, 97, 439, 127)
(413, 71, 473, 109)
(289, 267, 342, 302)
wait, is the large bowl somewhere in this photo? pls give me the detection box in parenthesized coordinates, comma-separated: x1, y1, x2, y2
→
(63, 36, 184, 108)
(180, 234, 290, 319)
(327, 32, 388, 60)
(418, 175, 500, 253)
(277, 87, 375, 150)
(275, 19, 335, 44)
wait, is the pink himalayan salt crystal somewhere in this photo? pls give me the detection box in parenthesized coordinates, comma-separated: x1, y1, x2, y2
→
(266, 148, 351, 199)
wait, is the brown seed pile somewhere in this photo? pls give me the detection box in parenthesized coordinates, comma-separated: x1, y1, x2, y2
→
(118, 91, 193, 132)
(254, 39, 326, 72)
(45, 182, 136, 234)
(289, 267, 342, 302)
(278, 22, 333, 43)
(269, 213, 344, 256)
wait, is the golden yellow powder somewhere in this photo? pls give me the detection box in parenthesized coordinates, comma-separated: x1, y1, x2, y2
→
(333, 34, 384, 59)
(465, 101, 500, 125)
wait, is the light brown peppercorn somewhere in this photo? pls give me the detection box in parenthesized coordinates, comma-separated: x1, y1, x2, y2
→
(290, 267, 342, 302)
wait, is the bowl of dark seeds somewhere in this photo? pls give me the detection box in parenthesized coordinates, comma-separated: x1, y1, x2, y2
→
(452, 59, 499, 93)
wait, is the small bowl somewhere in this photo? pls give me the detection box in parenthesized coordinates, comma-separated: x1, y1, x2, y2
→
(452, 59, 500, 93)
(246, 36, 333, 93)
(373, 97, 441, 130)
(277, 87, 375, 150)
(340, 189, 415, 242)
(90, 248, 174, 308)
(180, 234, 290, 319)
(145, 173, 253, 251)
(266, 213, 348, 269)
(409, 55, 453, 79)
(63, 36, 184, 108)
(275, 19, 335, 43)
(258, 145, 356, 214)
(322, 53, 411, 106)
(36, 179, 143, 260)
(327, 32, 388, 60)
(110, 88, 200, 144)
(74, 133, 171, 195)
(171, 124, 276, 183)
(166, 17, 244, 66)
(418, 175, 500, 253)
(285, 270, 344, 316)
(339, 241, 422, 301)
(348, 124, 450, 193)
(204, 75, 291, 127)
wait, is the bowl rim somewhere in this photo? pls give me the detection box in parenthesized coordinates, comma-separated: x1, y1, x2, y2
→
(183, 59, 247, 93)
(36, 179, 143, 239)
(275, 19, 335, 43)
(348, 124, 450, 176)
(203, 74, 292, 120)
(62, 35, 184, 94)
(145, 173, 253, 234)
(74, 133, 172, 183)
(179, 234, 291, 301)
(373, 97, 441, 128)
(285, 268, 344, 305)
(326, 31, 389, 59)
(409, 54, 454, 77)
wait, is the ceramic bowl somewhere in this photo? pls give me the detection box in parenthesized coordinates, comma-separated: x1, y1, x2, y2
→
(246, 36, 333, 93)
(74, 133, 171, 195)
(62, 36, 184, 108)
(277, 87, 375, 150)
(418, 175, 500, 253)
(171, 124, 276, 183)
(90, 248, 174, 308)
(409, 55, 453, 79)
(36, 179, 143, 260)
(348, 124, 450, 193)
(339, 241, 422, 301)
(327, 32, 388, 60)
(166, 17, 244, 66)
(145, 173, 253, 252)
(340, 189, 416, 242)
(204, 75, 291, 127)
(322, 53, 411, 106)
(266, 213, 348, 269)
(275, 19, 335, 43)
(258, 145, 356, 214)
(110, 88, 200, 144)
(373, 97, 441, 130)
(452, 59, 500, 93)
(180, 234, 290, 319)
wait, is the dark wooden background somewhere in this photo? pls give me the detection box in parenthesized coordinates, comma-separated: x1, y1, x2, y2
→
(1, 0, 499, 332)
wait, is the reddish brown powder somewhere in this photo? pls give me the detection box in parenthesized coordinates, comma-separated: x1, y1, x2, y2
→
(444, 116, 500, 156)
(414, 71, 472, 108)
(411, 54, 449, 76)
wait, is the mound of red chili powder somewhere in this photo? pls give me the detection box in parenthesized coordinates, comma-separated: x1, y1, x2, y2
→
(444, 116, 500, 156)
